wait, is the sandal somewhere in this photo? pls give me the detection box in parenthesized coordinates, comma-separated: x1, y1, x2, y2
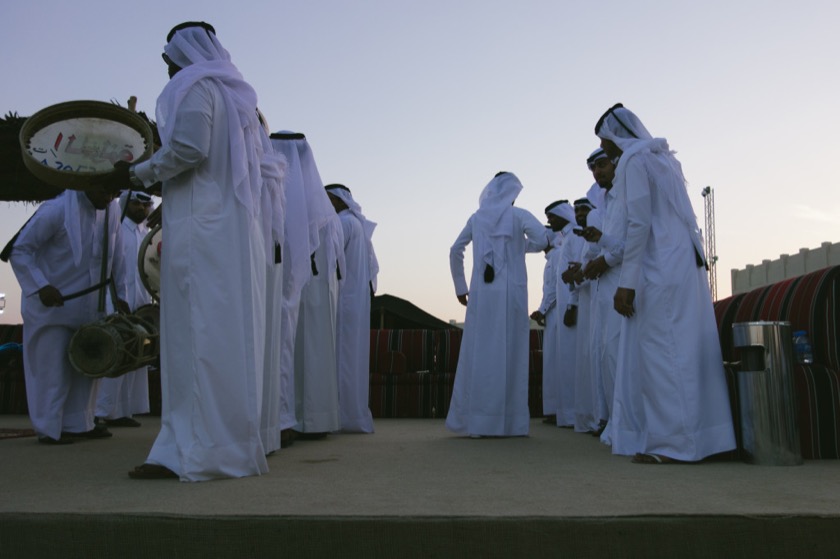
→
(632, 452, 681, 465)
(128, 463, 178, 479)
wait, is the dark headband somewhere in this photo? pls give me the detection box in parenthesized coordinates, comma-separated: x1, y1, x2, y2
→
(573, 197, 593, 207)
(269, 132, 306, 140)
(325, 184, 351, 193)
(586, 148, 607, 168)
(167, 21, 216, 43)
(594, 103, 638, 139)
(544, 199, 568, 214)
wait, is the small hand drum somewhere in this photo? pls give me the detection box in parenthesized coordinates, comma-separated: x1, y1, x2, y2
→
(19, 100, 153, 190)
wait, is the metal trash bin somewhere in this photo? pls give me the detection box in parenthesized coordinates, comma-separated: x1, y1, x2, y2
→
(732, 321, 803, 465)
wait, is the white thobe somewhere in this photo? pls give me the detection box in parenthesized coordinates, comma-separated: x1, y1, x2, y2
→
(335, 209, 375, 433)
(446, 207, 547, 437)
(537, 245, 560, 415)
(10, 191, 125, 439)
(554, 227, 582, 427)
(608, 152, 735, 460)
(294, 219, 343, 433)
(571, 236, 599, 433)
(590, 187, 627, 446)
(133, 79, 268, 480)
(257, 129, 285, 455)
(95, 218, 151, 420)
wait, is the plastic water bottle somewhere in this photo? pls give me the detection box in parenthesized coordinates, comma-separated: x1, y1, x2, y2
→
(793, 331, 814, 364)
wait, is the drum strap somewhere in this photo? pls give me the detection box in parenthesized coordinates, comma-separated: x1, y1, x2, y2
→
(0, 214, 36, 263)
(1, 207, 114, 302)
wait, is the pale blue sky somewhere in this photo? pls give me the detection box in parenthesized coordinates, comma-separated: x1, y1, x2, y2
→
(2, 1, 839, 323)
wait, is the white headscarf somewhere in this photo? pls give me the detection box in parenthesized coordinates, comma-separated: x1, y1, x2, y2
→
(547, 201, 575, 224)
(295, 140, 346, 284)
(595, 104, 705, 264)
(255, 113, 287, 250)
(585, 182, 605, 210)
(156, 24, 262, 217)
(474, 172, 523, 274)
(270, 132, 312, 300)
(118, 190, 154, 214)
(586, 147, 609, 170)
(325, 185, 379, 293)
(64, 190, 118, 268)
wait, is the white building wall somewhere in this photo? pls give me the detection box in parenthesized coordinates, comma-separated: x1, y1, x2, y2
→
(730, 241, 840, 295)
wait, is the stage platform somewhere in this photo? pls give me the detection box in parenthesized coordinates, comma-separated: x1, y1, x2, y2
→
(1, 415, 839, 558)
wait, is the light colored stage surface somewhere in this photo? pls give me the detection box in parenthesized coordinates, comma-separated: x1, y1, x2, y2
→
(2, 415, 839, 557)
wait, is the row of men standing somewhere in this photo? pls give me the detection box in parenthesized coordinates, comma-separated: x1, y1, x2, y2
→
(6, 22, 378, 481)
(447, 106, 735, 464)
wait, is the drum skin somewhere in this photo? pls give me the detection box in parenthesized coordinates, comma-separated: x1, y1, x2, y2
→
(68, 313, 158, 378)
(138, 225, 161, 301)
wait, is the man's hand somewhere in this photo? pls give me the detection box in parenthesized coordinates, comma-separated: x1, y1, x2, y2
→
(115, 299, 131, 315)
(613, 287, 636, 318)
(561, 262, 581, 285)
(563, 305, 577, 327)
(457, 293, 468, 306)
(530, 310, 545, 327)
(92, 161, 132, 195)
(146, 205, 163, 229)
(38, 285, 64, 307)
(583, 256, 609, 280)
(581, 226, 602, 243)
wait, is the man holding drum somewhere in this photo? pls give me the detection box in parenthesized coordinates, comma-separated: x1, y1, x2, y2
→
(5, 186, 127, 444)
(105, 22, 277, 480)
(94, 191, 154, 428)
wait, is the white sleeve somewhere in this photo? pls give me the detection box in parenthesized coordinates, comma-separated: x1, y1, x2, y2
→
(449, 216, 473, 297)
(132, 82, 214, 186)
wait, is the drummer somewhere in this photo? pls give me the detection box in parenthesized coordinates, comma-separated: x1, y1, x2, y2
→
(3, 186, 130, 444)
(94, 191, 155, 428)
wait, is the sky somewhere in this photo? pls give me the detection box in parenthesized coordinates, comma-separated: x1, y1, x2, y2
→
(2, 0, 839, 324)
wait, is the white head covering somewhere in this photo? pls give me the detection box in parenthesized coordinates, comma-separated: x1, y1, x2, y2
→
(585, 182, 605, 210)
(64, 190, 118, 268)
(156, 24, 262, 217)
(546, 200, 575, 224)
(270, 132, 312, 300)
(325, 184, 379, 292)
(585, 148, 610, 209)
(586, 147, 609, 170)
(254, 129, 286, 262)
(473, 172, 523, 275)
(595, 104, 705, 264)
(118, 190, 153, 213)
(294, 137, 345, 284)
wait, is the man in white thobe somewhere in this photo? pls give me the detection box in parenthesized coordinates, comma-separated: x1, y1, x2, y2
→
(113, 22, 273, 480)
(582, 148, 623, 440)
(594, 103, 735, 463)
(550, 202, 582, 428)
(447, 172, 549, 438)
(256, 117, 286, 455)
(291, 138, 343, 437)
(7, 187, 126, 444)
(325, 183, 378, 434)
(530, 225, 561, 424)
(294, 213, 344, 437)
(269, 132, 321, 446)
(564, 197, 599, 433)
(95, 191, 154, 428)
